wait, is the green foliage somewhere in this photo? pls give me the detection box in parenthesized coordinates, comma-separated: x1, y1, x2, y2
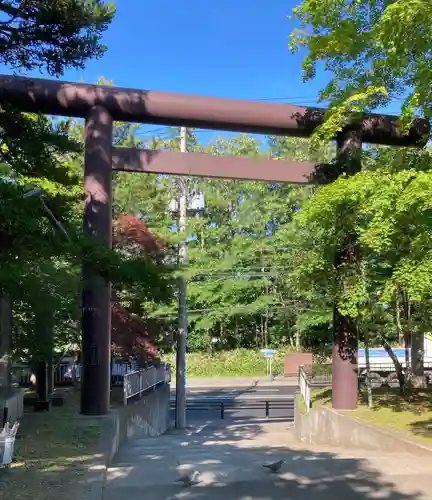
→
(286, 0, 432, 384)
(290, 0, 432, 135)
(162, 348, 294, 378)
(5, 0, 432, 375)
(0, 0, 115, 75)
(0, 2, 114, 364)
(113, 132, 335, 353)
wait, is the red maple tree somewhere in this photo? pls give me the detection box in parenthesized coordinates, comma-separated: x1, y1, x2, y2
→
(111, 214, 165, 362)
(113, 214, 165, 262)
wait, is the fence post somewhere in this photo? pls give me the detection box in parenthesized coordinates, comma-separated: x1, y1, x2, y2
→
(265, 400, 269, 417)
(139, 370, 143, 399)
(123, 374, 128, 406)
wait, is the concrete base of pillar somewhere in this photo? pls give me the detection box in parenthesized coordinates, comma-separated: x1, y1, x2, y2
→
(0, 388, 24, 425)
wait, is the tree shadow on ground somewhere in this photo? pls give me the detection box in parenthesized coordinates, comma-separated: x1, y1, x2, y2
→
(311, 387, 432, 414)
(408, 418, 432, 441)
(105, 418, 429, 500)
(361, 388, 432, 414)
(310, 388, 332, 407)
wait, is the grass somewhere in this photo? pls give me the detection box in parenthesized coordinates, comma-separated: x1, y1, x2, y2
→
(296, 392, 307, 415)
(0, 389, 103, 500)
(162, 347, 294, 378)
(310, 387, 432, 445)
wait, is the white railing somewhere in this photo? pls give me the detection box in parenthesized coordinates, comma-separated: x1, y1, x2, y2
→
(299, 365, 311, 412)
(123, 364, 171, 405)
(12, 361, 138, 387)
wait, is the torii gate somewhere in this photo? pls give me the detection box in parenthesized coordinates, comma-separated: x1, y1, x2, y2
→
(0, 75, 428, 415)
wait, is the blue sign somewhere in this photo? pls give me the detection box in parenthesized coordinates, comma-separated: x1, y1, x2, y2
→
(261, 349, 276, 358)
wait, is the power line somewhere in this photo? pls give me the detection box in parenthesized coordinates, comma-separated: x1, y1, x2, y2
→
(131, 92, 408, 139)
(149, 305, 326, 317)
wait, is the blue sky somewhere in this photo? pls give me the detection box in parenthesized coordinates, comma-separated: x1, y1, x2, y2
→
(69, 0, 323, 101)
(1, 0, 403, 143)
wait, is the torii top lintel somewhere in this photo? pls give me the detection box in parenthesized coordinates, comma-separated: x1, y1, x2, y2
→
(0, 74, 428, 146)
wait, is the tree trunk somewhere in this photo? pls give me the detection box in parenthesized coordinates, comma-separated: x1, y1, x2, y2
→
(332, 308, 358, 409)
(72, 351, 79, 390)
(364, 329, 373, 408)
(34, 360, 48, 402)
(411, 331, 426, 388)
(395, 293, 404, 345)
(0, 295, 12, 395)
(331, 129, 361, 410)
(47, 358, 54, 396)
(295, 329, 300, 350)
(383, 341, 405, 393)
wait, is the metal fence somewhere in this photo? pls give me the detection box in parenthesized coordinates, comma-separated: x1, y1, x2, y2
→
(169, 397, 294, 420)
(123, 364, 171, 405)
(11, 361, 140, 387)
(301, 363, 332, 385)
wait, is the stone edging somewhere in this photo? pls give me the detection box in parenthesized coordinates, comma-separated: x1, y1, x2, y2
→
(343, 410, 432, 455)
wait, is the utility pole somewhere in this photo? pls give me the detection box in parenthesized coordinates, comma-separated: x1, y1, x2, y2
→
(175, 127, 188, 429)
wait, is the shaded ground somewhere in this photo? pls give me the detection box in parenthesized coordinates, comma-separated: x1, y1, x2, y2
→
(105, 420, 432, 500)
(312, 387, 432, 444)
(0, 389, 102, 500)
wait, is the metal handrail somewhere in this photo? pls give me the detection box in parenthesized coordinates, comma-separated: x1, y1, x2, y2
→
(123, 364, 171, 405)
(299, 365, 311, 412)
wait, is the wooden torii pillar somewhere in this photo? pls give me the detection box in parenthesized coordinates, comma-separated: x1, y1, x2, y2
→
(0, 74, 428, 415)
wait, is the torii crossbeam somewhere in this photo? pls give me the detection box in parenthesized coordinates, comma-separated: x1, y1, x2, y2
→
(0, 74, 428, 415)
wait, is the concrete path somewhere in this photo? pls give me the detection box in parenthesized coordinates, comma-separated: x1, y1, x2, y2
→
(104, 421, 432, 500)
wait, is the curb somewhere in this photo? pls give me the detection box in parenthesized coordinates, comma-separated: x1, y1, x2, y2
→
(83, 385, 171, 500)
(295, 403, 432, 456)
(344, 410, 432, 455)
(84, 411, 120, 500)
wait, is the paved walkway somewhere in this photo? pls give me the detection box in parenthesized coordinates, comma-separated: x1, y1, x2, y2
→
(104, 421, 432, 500)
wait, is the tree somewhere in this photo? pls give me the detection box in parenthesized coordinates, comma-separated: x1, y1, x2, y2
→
(124, 133, 334, 353)
(290, 0, 432, 128)
(0, 0, 115, 75)
(289, 0, 432, 395)
(0, 1, 115, 397)
(111, 215, 169, 362)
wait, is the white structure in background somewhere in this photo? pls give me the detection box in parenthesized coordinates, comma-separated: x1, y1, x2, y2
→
(168, 192, 205, 215)
(358, 335, 432, 388)
(425, 333, 432, 356)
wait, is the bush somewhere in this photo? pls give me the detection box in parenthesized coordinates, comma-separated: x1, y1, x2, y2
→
(162, 347, 295, 378)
